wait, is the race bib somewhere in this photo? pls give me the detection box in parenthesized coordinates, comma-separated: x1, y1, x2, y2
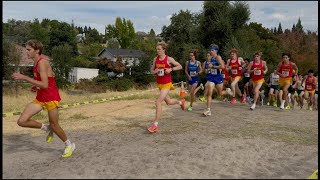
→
(273, 79, 279, 85)
(306, 85, 312, 90)
(231, 69, 238, 74)
(190, 71, 197, 77)
(244, 73, 250, 77)
(211, 69, 218, 75)
(254, 70, 261, 75)
(222, 74, 225, 78)
(282, 70, 289, 77)
(157, 69, 164, 76)
(205, 69, 211, 74)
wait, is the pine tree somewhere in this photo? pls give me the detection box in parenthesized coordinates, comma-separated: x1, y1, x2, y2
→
(296, 17, 303, 33)
(277, 23, 283, 34)
(292, 24, 296, 32)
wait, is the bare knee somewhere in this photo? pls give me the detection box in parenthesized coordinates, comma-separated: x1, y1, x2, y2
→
(17, 118, 28, 127)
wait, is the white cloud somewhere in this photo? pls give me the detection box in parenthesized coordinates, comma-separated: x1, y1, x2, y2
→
(3, 1, 318, 34)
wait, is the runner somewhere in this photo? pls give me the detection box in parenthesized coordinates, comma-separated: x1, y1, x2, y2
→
(12, 39, 75, 158)
(296, 74, 306, 108)
(185, 50, 204, 111)
(303, 69, 317, 111)
(202, 44, 225, 116)
(226, 48, 246, 104)
(246, 52, 268, 110)
(276, 53, 298, 110)
(267, 66, 280, 107)
(313, 75, 318, 110)
(148, 41, 186, 133)
(241, 58, 252, 104)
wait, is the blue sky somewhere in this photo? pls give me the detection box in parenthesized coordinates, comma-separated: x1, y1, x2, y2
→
(3, 1, 318, 35)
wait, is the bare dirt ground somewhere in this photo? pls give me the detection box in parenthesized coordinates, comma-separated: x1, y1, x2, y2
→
(3, 96, 318, 179)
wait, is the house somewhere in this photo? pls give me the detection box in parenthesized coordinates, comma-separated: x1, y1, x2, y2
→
(76, 33, 86, 43)
(68, 67, 99, 83)
(96, 48, 147, 67)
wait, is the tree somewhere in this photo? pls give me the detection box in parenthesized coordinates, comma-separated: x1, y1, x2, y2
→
(149, 28, 156, 39)
(85, 28, 101, 43)
(296, 17, 304, 33)
(161, 10, 198, 44)
(292, 24, 296, 32)
(51, 44, 75, 88)
(198, 1, 250, 50)
(105, 17, 136, 48)
(277, 23, 283, 34)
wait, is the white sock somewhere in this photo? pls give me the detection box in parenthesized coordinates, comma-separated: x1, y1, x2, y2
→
(154, 122, 158, 126)
(281, 100, 286, 106)
(41, 124, 49, 131)
(207, 108, 210, 111)
(64, 139, 72, 146)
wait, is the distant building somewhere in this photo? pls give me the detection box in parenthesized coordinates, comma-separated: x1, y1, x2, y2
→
(76, 33, 86, 43)
(96, 48, 147, 67)
(68, 67, 99, 83)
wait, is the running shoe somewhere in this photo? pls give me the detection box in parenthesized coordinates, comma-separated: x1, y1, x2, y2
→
(62, 143, 75, 158)
(203, 110, 211, 116)
(240, 96, 246, 103)
(148, 124, 158, 133)
(46, 131, 54, 143)
(266, 102, 270, 106)
(187, 106, 193, 111)
(199, 96, 206, 102)
(200, 83, 204, 90)
(230, 98, 236, 104)
(273, 102, 277, 107)
(180, 99, 186, 110)
(250, 103, 256, 110)
(308, 107, 313, 111)
(285, 105, 291, 110)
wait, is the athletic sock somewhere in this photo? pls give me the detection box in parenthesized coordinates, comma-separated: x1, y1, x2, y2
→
(154, 122, 158, 126)
(64, 139, 72, 146)
(281, 100, 286, 107)
(41, 124, 49, 131)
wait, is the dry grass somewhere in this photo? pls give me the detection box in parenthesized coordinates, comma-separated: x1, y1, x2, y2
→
(2, 84, 183, 113)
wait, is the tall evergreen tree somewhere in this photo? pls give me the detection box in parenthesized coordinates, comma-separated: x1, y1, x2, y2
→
(277, 23, 283, 34)
(296, 17, 304, 33)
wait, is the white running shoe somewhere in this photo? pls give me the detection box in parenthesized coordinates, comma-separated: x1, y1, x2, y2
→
(62, 143, 76, 158)
(203, 110, 211, 116)
(250, 103, 256, 110)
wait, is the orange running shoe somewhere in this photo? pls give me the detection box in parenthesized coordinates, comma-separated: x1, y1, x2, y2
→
(148, 124, 158, 133)
(230, 98, 236, 104)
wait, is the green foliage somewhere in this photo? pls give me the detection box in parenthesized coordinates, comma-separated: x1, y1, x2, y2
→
(73, 55, 97, 68)
(130, 57, 155, 86)
(78, 42, 105, 58)
(51, 44, 74, 88)
(105, 17, 136, 48)
(105, 77, 134, 91)
(85, 28, 102, 43)
(161, 10, 198, 44)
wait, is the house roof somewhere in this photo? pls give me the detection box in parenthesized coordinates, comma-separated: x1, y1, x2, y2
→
(97, 48, 146, 57)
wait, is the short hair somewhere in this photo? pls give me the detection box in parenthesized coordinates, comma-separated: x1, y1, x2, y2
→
(253, 51, 262, 56)
(229, 48, 238, 54)
(308, 69, 314, 73)
(209, 44, 219, 50)
(282, 52, 291, 59)
(26, 39, 43, 55)
(156, 41, 168, 50)
(244, 58, 250, 62)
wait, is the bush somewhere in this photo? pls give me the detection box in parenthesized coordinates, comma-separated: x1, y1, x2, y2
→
(105, 77, 134, 91)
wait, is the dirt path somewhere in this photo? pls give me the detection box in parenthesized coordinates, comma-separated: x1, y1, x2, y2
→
(3, 98, 318, 179)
